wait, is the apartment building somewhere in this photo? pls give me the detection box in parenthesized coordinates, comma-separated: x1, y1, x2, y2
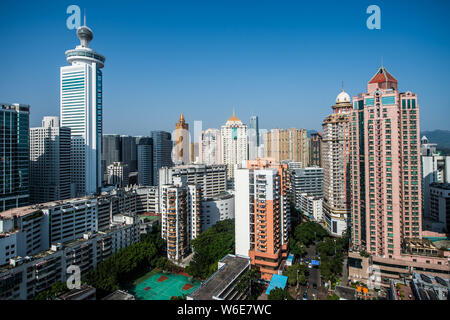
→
(160, 177, 201, 262)
(159, 164, 227, 199)
(235, 158, 290, 281)
(0, 220, 139, 300)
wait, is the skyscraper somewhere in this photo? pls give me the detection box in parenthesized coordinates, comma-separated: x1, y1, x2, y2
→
(60, 22, 105, 196)
(137, 137, 153, 186)
(151, 130, 173, 185)
(309, 132, 322, 167)
(249, 116, 259, 160)
(198, 128, 222, 165)
(0, 103, 30, 211)
(102, 134, 121, 183)
(350, 66, 422, 257)
(322, 90, 352, 236)
(30, 116, 71, 204)
(120, 135, 137, 173)
(173, 114, 190, 165)
(221, 111, 248, 180)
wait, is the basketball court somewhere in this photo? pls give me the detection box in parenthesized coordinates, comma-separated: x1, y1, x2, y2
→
(130, 272, 200, 300)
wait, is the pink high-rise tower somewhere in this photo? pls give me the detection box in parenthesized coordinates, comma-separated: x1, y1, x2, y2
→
(349, 66, 422, 259)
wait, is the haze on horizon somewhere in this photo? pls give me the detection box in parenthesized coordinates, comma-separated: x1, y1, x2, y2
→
(0, 0, 449, 135)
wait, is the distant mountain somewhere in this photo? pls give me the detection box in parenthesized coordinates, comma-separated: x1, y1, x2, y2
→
(421, 130, 450, 149)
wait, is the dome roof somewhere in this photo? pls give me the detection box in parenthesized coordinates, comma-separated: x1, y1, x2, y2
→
(336, 90, 351, 103)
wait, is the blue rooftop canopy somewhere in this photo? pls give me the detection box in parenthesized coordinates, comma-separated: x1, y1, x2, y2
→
(265, 274, 288, 295)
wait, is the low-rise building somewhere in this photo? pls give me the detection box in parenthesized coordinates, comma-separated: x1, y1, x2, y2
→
(0, 219, 139, 300)
(57, 284, 96, 300)
(187, 254, 251, 300)
(348, 239, 449, 289)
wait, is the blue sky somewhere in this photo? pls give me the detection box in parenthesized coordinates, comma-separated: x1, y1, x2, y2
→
(0, 0, 449, 135)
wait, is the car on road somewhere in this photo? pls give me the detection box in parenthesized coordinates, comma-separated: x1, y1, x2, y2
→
(313, 283, 317, 289)
(305, 258, 310, 263)
(303, 292, 308, 300)
(308, 263, 312, 268)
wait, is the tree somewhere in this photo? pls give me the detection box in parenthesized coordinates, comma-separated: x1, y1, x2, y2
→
(268, 287, 293, 300)
(83, 229, 162, 299)
(235, 268, 263, 299)
(33, 281, 69, 300)
(186, 219, 235, 279)
(284, 263, 308, 286)
(289, 237, 306, 257)
(294, 221, 328, 246)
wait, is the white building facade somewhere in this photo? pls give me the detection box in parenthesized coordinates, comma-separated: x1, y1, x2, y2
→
(60, 24, 105, 196)
(221, 112, 248, 180)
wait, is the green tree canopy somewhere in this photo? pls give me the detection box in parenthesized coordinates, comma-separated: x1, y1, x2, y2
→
(185, 219, 235, 279)
(267, 287, 294, 300)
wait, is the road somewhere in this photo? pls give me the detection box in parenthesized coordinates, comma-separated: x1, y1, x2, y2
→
(291, 244, 328, 300)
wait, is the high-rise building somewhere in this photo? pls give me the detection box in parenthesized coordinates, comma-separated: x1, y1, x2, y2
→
(137, 137, 153, 186)
(60, 23, 105, 196)
(234, 158, 290, 281)
(173, 114, 190, 165)
(221, 111, 248, 181)
(249, 116, 259, 160)
(120, 135, 137, 173)
(102, 134, 121, 183)
(159, 164, 227, 199)
(30, 116, 71, 204)
(0, 103, 30, 212)
(151, 130, 173, 186)
(198, 128, 222, 165)
(160, 177, 201, 262)
(309, 132, 322, 167)
(264, 128, 309, 165)
(322, 90, 352, 236)
(349, 66, 423, 257)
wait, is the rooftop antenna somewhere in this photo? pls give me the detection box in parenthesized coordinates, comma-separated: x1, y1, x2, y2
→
(341, 80, 344, 91)
(83, 9, 86, 26)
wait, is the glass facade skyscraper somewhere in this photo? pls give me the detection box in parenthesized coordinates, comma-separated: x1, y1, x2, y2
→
(151, 131, 173, 185)
(60, 23, 105, 196)
(0, 103, 30, 211)
(137, 137, 153, 186)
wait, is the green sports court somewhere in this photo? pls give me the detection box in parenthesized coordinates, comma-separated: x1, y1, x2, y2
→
(128, 271, 201, 300)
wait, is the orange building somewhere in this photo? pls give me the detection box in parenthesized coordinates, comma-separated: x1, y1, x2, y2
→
(235, 158, 291, 281)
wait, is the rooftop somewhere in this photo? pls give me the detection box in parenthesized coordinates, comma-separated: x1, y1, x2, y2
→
(188, 254, 250, 300)
(368, 66, 398, 84)
(57, 284, 96, 300)
(102, 290, 135, 300)
(0, 196, 95, 220)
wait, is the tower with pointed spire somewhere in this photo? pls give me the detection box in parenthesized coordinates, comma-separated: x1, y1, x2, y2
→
(60, 18, 105, 196)
(173, 113, 190, 164)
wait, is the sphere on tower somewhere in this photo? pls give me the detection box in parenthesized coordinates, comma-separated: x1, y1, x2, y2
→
(77, 25, 93, 48)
